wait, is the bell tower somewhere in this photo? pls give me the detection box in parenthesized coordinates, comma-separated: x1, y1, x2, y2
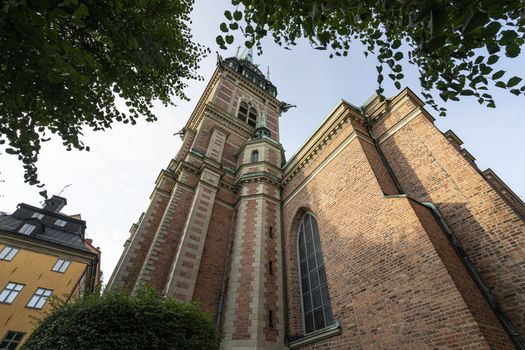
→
(107, 51, 287, 348)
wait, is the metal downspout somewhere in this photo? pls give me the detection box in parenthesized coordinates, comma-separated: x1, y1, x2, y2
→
(365, 115, 404, 195)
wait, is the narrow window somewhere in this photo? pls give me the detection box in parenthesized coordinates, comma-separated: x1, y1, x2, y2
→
(0, 283, 24, 304)
(31, 212, 44, 220)
(52, 259, 71, 273)
(268, 310, 274, 329)
(269, 260, 273, 275)
(27, 288, 52, 309)
(0, 247, 19, 261)
(55, 219, 67, 227)
(237, 101, 249, 123)
(269, 226, 273, 238)
(18, 224, 35, 235)
(0, 331, 25, 350)
(250, 150, 259, 163)
(298, 213, 334, 333)
(247, 107, 257, 127)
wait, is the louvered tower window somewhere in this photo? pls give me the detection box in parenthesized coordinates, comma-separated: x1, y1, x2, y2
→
(237, 102, 257, 127)
(298, 213, 334, 333)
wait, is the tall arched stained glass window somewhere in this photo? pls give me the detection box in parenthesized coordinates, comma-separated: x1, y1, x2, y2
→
(298, 213, 334, 333)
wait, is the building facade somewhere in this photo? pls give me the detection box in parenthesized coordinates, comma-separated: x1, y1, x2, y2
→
(108, 54, 525, 349)
(0, 196, 100, 349)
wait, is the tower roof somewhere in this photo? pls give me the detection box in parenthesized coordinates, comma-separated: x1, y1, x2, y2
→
(221, 56, 278, 97)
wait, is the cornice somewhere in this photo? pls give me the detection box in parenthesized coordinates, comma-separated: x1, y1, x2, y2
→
(236, 171, 282, 188)
(185, 68, 222, 131)
(0, 230, 97, 264)
(283, 103, 362, 186)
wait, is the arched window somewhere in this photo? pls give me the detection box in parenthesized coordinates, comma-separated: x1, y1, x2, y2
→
(298, 213, 334, 333)
(237, 101, 257, 127)
(250, 150, 259, 163)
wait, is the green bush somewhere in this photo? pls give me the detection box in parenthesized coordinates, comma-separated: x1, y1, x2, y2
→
(22, 288, 219, 350)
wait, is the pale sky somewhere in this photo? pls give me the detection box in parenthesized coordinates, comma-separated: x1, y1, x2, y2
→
(1, 1, 524, 284)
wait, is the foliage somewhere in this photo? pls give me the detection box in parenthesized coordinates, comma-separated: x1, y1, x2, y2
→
(0, 0, 208, 194)
(21, 288, 219, 350)
(218, 0, 525, 114)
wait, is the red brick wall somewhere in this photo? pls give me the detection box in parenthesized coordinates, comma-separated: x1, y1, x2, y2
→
(146, 187, 195, 291)
(378, 102, 525, 337)
(282, 119, 507, 348)
(121, 189, 171, 291)
(193, 202, 235, 312)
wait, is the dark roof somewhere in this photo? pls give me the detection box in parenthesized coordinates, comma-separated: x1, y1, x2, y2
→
(222, 56, 278, 97)
(0, 204, 90, 253)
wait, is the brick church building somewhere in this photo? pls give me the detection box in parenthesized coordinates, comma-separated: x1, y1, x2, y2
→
(108, 53, 525, 349)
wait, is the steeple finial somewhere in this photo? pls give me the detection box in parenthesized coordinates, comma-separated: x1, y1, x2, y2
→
(235, 45, 241, 58)
(239, 47, 254, 63)
(266, 66, 270, 80)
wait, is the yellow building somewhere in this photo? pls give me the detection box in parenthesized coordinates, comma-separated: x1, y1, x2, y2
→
(0, 196, 100, 349)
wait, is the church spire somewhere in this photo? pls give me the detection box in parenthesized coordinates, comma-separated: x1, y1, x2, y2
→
(239, 47, 254, 63)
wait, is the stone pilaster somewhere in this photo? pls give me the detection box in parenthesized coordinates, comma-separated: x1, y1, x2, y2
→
(164, 167, 221, 301)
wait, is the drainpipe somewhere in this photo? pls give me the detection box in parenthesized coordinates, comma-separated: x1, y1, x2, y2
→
(421, 202, 525, 350)
(365, 113, 403, 195)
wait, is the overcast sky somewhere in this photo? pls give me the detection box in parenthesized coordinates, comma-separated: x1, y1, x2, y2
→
(1, 1, 524, 284)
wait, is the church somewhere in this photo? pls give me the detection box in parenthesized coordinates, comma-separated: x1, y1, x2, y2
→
(107, 52, 525, 349)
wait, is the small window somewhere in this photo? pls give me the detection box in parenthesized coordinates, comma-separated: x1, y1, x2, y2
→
(0, 331, 25, 350)
(269, 260, 273, 275)
(52, 259, 71, 273)
(31, 212, 44, 220)
(0, 283, 24, 304)
(0, 247, 19, 261)
(18, 224, 35, 235)
(55, 219, 67, 227)
(26, 288, 52, 309)
(250, 150, 259, 163)
(269, 227, 273, 238)
(268, 310, 274, 329)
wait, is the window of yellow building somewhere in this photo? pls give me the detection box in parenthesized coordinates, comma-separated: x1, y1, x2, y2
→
(0, 247, 19, 261)
(26, 288, 52, 309)
(0, 283, 24, 304)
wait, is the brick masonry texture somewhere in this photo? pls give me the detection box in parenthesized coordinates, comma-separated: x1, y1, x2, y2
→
(108, 57, 524, 350)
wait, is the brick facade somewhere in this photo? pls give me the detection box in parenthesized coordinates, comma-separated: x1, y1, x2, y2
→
(108, 57, 525, 349)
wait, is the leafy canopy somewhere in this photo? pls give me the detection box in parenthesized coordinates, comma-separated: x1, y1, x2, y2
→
(218, 0, 525, 114)
(21, 288, 219, 350)
(0, 0, 208, 195)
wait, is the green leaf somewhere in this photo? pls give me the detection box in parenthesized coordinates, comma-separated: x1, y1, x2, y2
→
(233, 10, 242, 21)
(505, 44, 521, 58)
(216, 35, 225, 45)
(220, 22, 228, 32)
(487, 55, 499, 64)
(507, 76, 522, 87)
(394, 52, 403, 61)
(225, 35, 234, 44)
(491, 70, 505, 80)
(224, 10, 232, 20)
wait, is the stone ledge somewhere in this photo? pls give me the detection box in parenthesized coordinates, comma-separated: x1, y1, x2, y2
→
(288, 321, 342, 348)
